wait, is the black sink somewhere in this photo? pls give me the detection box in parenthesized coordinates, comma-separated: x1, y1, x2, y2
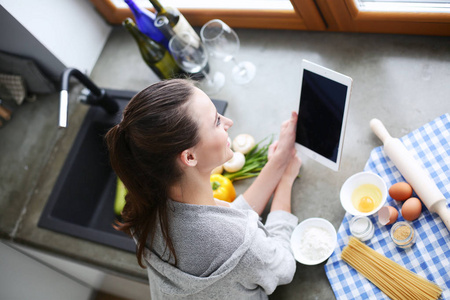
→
(38, 88, 227, 253)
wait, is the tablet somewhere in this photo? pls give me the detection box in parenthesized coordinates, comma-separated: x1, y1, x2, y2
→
(295, 60, 352, 171)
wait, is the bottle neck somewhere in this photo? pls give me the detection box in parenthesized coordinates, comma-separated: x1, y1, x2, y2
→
(123, 19, 144, 41)
(124, 19, 161, 48)
(155, 16, 175, 40)
(126, 0, 157, 19)
(149, 0, 165, 13)
(124, 0, 141, 14)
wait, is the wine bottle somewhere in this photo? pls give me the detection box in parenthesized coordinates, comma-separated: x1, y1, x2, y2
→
(148, 0, 200, 41)
(123, 18, 182, 80)
(154, 16, 209, 80)
(124, 0, 169, 48)
(154, 15, 176, 41)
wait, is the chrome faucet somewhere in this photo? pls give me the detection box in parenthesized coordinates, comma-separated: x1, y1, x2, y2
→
(59, 68, 119, 127)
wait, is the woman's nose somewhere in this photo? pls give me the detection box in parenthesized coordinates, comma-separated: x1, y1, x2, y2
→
(224, 116, 233, 130)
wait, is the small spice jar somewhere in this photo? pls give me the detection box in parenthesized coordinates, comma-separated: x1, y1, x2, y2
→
(350, 216, 375, 241)
(390, 221, 416, 248)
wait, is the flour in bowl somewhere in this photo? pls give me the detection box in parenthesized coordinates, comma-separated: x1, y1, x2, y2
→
(299, 226, 333, 261)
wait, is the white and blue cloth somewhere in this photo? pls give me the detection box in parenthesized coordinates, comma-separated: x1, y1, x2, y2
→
(325, 113, 450, 299)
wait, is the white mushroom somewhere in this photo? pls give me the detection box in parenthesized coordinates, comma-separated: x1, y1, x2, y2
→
(232, 134, 256, 154)
(223, 151, 246, 173)
(211, 164, 224, 175)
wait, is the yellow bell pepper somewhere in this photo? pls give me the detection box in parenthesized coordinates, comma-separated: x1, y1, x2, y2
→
(210, 174, 236, 202)
(114, 178, 127, 216)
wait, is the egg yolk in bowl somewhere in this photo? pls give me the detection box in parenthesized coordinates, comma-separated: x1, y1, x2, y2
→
(351, 184, 382, 213)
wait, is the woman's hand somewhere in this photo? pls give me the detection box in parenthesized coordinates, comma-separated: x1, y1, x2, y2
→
(268, 112, 298, 167)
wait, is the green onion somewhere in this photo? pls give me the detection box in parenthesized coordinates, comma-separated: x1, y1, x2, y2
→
(223, 135, 273, 182)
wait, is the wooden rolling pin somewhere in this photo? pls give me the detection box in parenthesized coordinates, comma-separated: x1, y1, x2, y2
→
(370, 118, 450, 232)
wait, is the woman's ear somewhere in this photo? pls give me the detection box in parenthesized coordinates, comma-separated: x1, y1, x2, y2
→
(180, 149, 198, 167)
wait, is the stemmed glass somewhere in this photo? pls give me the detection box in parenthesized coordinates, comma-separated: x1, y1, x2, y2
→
(168, 32, 225, 95)
(200, 19, 256, 85)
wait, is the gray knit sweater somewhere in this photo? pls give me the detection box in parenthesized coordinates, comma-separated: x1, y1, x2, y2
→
(142, 195, 298, 299)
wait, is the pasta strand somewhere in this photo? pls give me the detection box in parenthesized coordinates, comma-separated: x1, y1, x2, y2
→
(341, 237, 442, 300)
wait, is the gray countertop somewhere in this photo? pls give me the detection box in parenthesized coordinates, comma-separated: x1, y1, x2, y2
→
(1, 27, 449, 299)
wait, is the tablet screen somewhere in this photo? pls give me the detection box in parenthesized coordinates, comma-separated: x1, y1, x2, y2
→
(295, 60, 352, 171)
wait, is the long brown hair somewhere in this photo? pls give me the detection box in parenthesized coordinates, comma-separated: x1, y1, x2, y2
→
(105, 79, 199, 268)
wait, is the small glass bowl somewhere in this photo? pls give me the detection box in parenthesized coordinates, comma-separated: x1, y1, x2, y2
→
(350, 216, 374, 241)
(340, 172, 387, 216)
(390, 221, 416, 249)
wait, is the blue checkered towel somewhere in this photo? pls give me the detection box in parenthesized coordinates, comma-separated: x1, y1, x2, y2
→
(325, 113, 450, 299)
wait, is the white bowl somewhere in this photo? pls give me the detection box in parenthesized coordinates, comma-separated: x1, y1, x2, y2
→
(290, 218, 337, 265)
(340, 171, 387, 216)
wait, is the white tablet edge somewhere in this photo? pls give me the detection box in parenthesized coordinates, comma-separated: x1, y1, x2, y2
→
(295, 59, 353, 172)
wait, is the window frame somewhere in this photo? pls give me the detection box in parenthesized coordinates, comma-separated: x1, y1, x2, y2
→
(89, 0, 325, 30)
(308, 0, 450, 35)
(90, 0, 450, 35)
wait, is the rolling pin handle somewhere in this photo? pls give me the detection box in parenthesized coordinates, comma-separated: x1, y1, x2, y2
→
(370, 118, 391, 143)
(431, 200, 450, 232)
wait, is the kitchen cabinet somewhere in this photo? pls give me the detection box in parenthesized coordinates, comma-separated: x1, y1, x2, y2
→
(0, 241, 92, 300)
(1, 241, 150, 300)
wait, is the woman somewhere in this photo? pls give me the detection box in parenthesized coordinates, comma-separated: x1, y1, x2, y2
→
(105, 79, 301, 299)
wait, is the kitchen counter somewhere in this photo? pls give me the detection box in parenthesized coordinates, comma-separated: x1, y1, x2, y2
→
(1, 26, 449, 299)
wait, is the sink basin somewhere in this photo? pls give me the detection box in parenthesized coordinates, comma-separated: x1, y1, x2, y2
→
(38, 88, 228, 253)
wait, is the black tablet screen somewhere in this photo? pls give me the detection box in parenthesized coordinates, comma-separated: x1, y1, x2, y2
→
(296, 69, 348, 163)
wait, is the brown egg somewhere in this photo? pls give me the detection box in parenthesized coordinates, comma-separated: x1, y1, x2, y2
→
(389, 182, 413, 201)
(378, 206, 399, 225)
(401, 197, 422, 221)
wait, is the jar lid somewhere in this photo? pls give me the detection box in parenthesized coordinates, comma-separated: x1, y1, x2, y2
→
(350, 216, 372, 235)
(390, 221, 415, 248)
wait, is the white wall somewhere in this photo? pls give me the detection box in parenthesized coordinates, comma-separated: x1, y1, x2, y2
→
(1, 0, 111, 78)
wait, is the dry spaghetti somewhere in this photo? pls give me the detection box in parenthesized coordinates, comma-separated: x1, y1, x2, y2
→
(341, 237, 442, 300)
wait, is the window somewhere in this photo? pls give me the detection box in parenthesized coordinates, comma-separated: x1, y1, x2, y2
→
(108, 0, 294, 10)
(90, 0, 326, 30)
(310, 0, 450, 35)
(90, 0, 450, 35)
(357, 0, 450, 13)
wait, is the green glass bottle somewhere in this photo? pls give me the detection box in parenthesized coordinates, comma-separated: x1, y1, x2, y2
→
(148, 0, 178, 26)
(154, 15, 209, 80)
(148, 0, 200, 40)
(123, 18, 182, 80)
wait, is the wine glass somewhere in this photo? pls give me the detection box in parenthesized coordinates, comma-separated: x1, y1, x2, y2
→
(168, 32, 225, 95)
(200, 19, 256, 85)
